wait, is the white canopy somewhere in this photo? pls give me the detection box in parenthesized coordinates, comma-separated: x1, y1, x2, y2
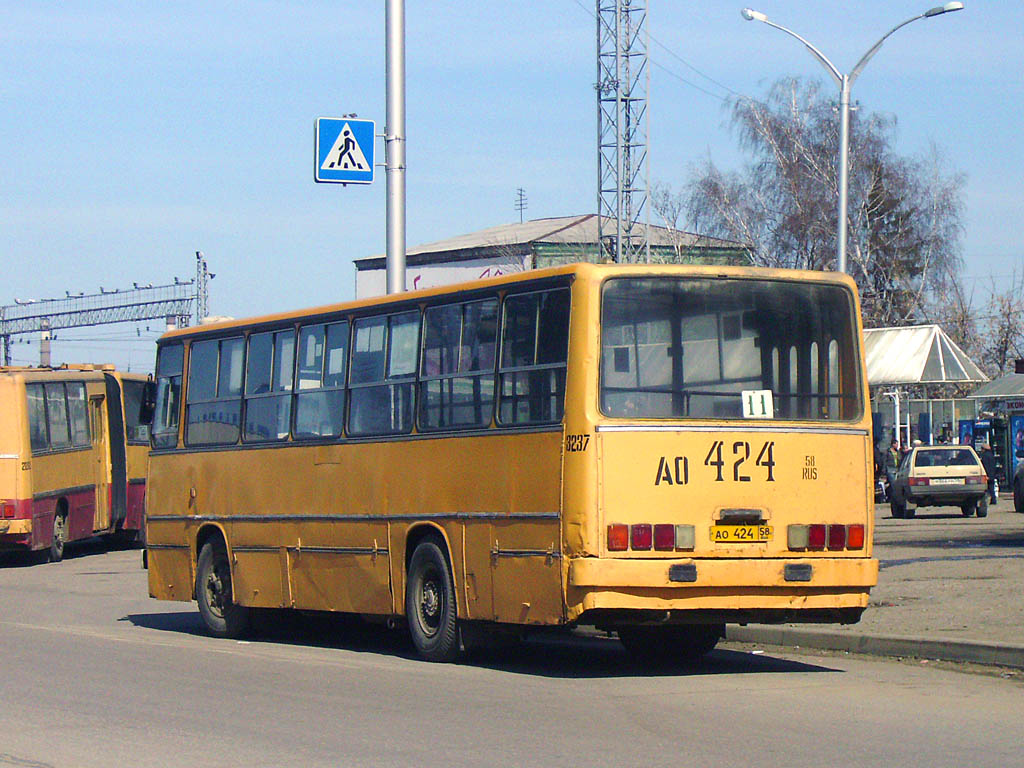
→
(863, 325, 987, 386)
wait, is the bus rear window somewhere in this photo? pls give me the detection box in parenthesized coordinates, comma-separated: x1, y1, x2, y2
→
(600, 277, 861, 421)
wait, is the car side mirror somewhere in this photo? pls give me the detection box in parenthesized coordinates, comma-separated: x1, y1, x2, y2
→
(139, 377, 157, 425)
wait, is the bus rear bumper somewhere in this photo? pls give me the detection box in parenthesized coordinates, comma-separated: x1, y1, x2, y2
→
(0, 518, 34, 550)
(567, 556, 877, 618)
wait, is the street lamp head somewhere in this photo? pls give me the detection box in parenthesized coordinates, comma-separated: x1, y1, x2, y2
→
(741, 8, 767, 22)
(924, 2, 964, 17)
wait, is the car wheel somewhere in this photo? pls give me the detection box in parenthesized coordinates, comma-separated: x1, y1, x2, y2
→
(960, 501, 975, 517)
(976, 496, 989, 518)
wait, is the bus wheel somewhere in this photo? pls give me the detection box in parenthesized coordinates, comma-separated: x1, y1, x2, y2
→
(618, 624, 722, 664)
(196, 542, 249, 639)
(49, 513, 68, 563)
(406, 538, 460, 662)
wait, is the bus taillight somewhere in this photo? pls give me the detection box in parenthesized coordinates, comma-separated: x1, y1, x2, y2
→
(630, 524, 653, 550)
(2, 502, 14, 518)
(827, 524, 847, 550)
(847, 524, 865, 549)
(653, 524, 675, 551)
(607, 524, 629, 551)
(808, 524, 827, 550)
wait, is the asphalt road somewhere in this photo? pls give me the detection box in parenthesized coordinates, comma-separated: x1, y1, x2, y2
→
(0, 541, 1022, 768)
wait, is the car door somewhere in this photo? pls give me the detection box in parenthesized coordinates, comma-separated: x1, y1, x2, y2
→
(894, 450, 914, 502)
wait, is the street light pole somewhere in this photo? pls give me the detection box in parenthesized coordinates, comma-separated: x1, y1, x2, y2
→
(741, 3, 964, 274)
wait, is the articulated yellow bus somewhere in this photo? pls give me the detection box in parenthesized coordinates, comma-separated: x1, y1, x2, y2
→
(144, 263, 877, 662)
(0, 365, 150, 562)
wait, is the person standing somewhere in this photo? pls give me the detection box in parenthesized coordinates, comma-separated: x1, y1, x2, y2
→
(979, 443, 998, 504)
(885, 439, 900, 490)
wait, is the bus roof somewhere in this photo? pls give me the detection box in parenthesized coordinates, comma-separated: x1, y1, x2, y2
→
(157, 261, 859, 342)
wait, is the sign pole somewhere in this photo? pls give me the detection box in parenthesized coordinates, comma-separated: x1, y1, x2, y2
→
(385, 0, 406, 294)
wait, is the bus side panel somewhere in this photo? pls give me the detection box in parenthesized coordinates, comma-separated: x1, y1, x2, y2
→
(491, 519, 563, 624)
(230, 547, 286, 609)
(30, 450, 97, 543)
(147, 547, 194, 602)
(124, 479, 146, 532)
(286, 518, 391, 613)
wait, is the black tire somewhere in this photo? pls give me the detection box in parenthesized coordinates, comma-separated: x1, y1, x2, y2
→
(890, 499, 906, 519)
(618, 623, 723, 664)
(976, 496, 989, 518)
(196, 541, 249, 639)
(960, 502, 975, 517)
(406, 537, 460, 662)
(48, 512, 67, 563)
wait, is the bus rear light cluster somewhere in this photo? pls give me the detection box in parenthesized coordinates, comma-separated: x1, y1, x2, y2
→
(1, 502, 14, 519)
(607, 523, 695, 552)
(788, 523, 865, 551)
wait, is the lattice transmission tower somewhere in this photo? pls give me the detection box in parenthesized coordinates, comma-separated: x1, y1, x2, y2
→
(596, 0, 650, 263)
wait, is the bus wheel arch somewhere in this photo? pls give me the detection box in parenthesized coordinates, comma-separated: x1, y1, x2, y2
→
(404, 526, 460, 662)
(48, 499, 69, 563)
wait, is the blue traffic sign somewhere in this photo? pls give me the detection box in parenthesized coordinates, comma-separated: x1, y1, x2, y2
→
(315, 117, 375, 184)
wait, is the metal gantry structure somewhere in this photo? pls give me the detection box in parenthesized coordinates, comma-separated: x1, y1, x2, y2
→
(0, 252, 212, 366)
(596, 0, 650, 264)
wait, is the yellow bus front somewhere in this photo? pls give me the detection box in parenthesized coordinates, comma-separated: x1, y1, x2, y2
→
(563, 267, 877, 629)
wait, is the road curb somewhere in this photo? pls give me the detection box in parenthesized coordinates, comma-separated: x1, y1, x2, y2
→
(725, 625, 1024, 670)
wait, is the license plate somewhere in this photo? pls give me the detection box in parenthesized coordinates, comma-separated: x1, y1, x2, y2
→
(931, 478, 961, 485)
(710, 524, 773, 543)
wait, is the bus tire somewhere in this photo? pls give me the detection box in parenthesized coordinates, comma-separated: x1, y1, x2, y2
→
(196, 541, 249, 639)
(618, 624, 722, 664)
(406, 538, 460, 662)
(49, 511, 68, 563)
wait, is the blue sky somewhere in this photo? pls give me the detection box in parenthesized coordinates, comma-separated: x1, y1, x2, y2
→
(2, 1, 1020, 369)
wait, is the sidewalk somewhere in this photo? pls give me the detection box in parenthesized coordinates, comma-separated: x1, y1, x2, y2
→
(725, 496, 1024, 668)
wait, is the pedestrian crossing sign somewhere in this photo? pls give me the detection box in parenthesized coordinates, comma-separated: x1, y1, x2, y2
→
(315, 117, 375, 184)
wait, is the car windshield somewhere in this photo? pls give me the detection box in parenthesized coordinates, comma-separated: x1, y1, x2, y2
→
(913, 449, 978, 468)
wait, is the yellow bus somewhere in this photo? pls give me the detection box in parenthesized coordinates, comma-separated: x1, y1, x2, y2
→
(0, 365, 150, 562)
(143, 263, 877, 662)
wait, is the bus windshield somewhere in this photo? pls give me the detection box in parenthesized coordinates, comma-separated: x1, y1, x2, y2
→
(600, 277, 861, 421)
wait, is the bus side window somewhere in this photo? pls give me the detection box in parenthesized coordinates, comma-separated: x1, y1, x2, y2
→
(498, 288, 569, 425)
(26, 383, 49, 453)
(419, 298, 497, 431)
(294, 321, 348, 439)
(44, 383, 72, 449)
(243, 330, 294, 443)
(67, 382, 91, 447)
(349, 311, 419, 437)
(152, 343, 184, 449)
(186, 338, 244, 447)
